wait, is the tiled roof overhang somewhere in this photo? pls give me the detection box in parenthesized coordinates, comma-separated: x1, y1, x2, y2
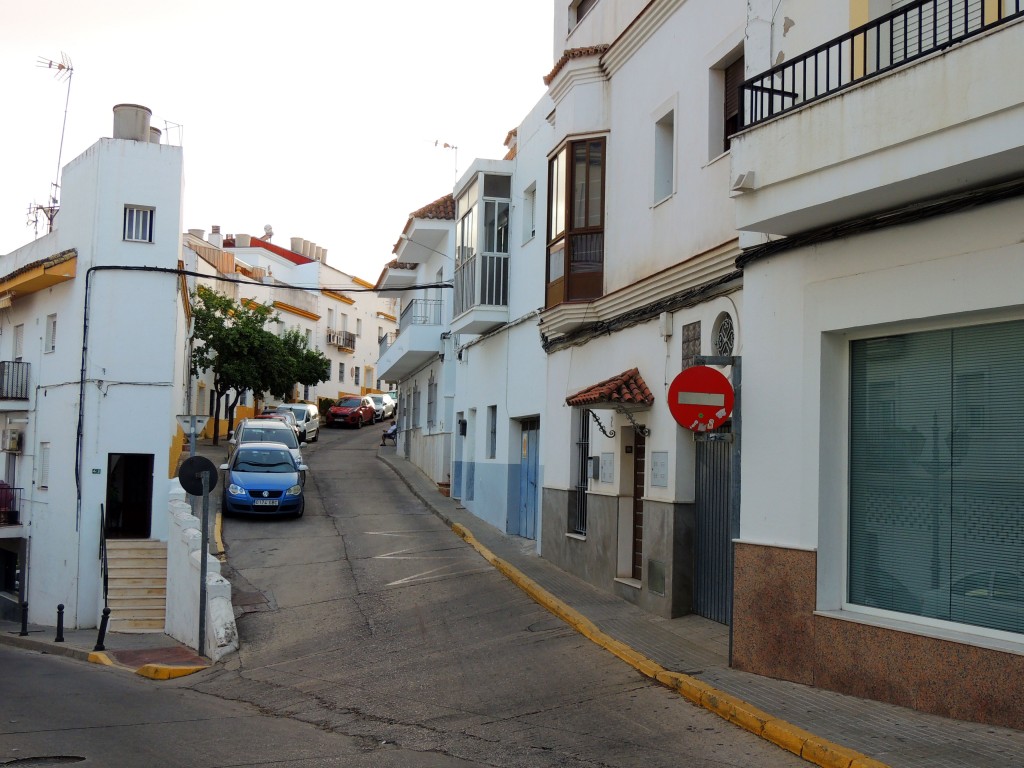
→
(566, 368, 654, 410)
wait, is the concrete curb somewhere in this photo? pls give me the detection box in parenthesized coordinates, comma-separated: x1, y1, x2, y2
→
(449, 522, 890, 768)
(413, 489, 891, 768)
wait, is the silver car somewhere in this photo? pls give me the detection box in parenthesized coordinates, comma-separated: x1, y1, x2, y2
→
(229, 418, 306, 466)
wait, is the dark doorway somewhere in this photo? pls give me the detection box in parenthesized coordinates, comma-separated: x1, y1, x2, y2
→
(105, 453, 154, 539)
(632, 432, 646, 581)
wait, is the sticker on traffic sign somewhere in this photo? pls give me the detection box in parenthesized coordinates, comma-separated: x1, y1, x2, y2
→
(667, 366, 734, 432)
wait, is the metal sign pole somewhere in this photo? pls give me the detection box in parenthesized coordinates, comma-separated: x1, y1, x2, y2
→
(198, 471, 210, 658)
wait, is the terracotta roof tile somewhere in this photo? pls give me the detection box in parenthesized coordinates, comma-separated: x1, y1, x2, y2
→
(410, 194, 455, 221)
(543, 45, 610, 86)
(565, 368, 654, 408)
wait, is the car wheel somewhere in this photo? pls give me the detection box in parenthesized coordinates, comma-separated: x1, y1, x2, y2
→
(292, 500, 304, 519)
(356, 415, 362, 429)
(310, 428, 318, 443)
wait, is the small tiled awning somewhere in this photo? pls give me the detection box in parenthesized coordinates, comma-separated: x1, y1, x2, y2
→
(565, 368, 654, 411)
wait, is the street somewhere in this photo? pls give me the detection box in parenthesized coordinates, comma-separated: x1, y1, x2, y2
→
(190, 423, 804, 767)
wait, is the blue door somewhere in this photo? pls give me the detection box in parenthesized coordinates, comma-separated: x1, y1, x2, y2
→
(515, 419, 540, 539)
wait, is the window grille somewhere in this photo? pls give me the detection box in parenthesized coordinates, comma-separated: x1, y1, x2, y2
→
(412, 383, 421, 427)
(44, 315, 57, 353)
(427, 377, 437, 426)
(570, 410, 591, 534)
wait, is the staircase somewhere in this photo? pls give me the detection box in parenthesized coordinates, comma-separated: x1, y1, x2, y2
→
(105, 539, 167, 633)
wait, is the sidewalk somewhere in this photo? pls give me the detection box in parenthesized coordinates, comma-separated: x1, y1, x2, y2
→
(377, 447, 1024, 768)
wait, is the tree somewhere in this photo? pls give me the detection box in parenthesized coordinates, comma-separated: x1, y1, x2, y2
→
(190, 286, 280, 444)
(270, 328, 331, 401)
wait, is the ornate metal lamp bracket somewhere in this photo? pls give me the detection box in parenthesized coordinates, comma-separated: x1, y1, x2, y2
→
(588, 409, 615, 438)
(617, 407, 650, 437)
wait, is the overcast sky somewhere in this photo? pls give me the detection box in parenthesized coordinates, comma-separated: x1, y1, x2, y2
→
(1, 1, 554, 282)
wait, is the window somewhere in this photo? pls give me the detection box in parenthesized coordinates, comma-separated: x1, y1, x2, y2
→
(849, 320, 1024, 635)
(456, 180, 478, 267)
(13, 324, 23, 362)
(38, 442, 50, 489)
(570, 0, 598, 27)
(487, 405, 497, 459)
(570, 409, 591, 535)
(546, 137, 606, 308)
(523, 183, 537, 242)
(338, 362, 345, 382)
(353, 367, 360, 387)
(427, 376, 437, 427)
(412, 382, 421, 427)
(723, 56, 744, 153)
(44, 314, 57, 353)
(356, 319, 362, 337)
(654, 109, 675, 202)
(123, 206, 154, 242)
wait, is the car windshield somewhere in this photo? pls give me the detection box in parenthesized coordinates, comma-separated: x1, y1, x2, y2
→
(337, 398, 362, 407)
(233, 449, 295, 472)
(239, 427, 298, 448)
(371, 395, 383, 404)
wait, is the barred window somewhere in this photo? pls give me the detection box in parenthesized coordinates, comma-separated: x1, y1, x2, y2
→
(427, 378, 437, 426)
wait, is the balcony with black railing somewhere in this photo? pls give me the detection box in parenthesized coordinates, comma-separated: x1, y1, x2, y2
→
(0, 362, 30, 401)
(0, 486, 24, 527)
(741, 0, 1024, 129)
(730, 0, 1024, 237)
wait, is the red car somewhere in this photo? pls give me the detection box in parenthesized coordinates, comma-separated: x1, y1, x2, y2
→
(327, 396, 376, 428)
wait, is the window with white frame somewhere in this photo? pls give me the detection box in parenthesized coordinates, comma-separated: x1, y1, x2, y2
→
(653, 108, 675, 202)
(522, 183, 537, 243)
(44, 314, 57, 353)
(38, 442, 50, 489)
(356, 318, 362, 337)
(570, 0, 598, 27)
(848, 319, 1024, 635)
(123, 205, 154, 242)
(13, 324, 23, 362)
(338, 362, 345, 382)
(427, 377, 437, 427)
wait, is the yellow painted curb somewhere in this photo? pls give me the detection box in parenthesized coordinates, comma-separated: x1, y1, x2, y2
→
(214, 512, 227, 561)
(448, 521, 892, 768)
(88, 651, 114, 666)
(135, 663, 208, 680)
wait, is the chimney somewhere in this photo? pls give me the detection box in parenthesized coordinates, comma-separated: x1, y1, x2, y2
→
(209, 225, 223, 248)
(149, 126, 162, 144)
(187, 228, 205, 240)
(290, 237, 304, 254)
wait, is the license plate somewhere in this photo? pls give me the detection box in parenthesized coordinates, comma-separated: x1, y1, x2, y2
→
(253, 499, 278, 506)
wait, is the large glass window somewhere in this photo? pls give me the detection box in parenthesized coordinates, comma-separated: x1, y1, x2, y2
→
(849, 320, 1024, 635)
(546, 138, 605, 308)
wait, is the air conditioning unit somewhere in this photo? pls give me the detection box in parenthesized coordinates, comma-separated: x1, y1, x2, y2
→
(3, 429, 22, 454)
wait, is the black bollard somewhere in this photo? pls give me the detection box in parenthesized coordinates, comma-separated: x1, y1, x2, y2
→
(55, 604, 65, 643)
(19, 601, 28, 636)
(93, 606, 111, 651)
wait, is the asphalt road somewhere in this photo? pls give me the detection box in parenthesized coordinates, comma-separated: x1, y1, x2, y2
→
(193, 423, 804, 767)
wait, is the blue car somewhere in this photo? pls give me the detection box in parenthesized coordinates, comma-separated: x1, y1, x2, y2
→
(220, 442, 307, 518)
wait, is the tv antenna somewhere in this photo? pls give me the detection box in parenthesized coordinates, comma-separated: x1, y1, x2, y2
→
(27, 53, 74, 237)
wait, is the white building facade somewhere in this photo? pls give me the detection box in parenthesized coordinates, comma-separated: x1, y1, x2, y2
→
(537, 0, 747, 619)
(376, 196, 456, 486)
(732, 0, 1024, 728)
(0, 104, 190, 630)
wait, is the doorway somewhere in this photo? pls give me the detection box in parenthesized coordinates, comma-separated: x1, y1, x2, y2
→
(513, 418, 540, 539)
(631, 432, 646, 581)
(105, 453, 154, 539)
(694, 427, 732, 624)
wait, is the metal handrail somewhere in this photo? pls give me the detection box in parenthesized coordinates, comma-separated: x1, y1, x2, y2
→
(740, 0, 1024, 128)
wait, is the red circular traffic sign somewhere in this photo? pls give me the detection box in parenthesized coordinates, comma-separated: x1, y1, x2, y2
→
(668, 366, 734, 432)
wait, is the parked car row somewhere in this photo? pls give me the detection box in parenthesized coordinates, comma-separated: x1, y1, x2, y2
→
(221, 407, 319, 519)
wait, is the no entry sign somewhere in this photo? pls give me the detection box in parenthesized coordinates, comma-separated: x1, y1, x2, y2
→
(668, 366, 734, 432)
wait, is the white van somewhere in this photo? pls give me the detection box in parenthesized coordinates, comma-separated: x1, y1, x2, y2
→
(275, 403, 320, 443)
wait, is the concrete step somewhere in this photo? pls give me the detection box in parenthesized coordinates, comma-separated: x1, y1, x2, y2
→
(109, 617, 165, 633)
(109, 603, 165, 618)
(106, 556, 167, 569)
(108, 586, 166, 599)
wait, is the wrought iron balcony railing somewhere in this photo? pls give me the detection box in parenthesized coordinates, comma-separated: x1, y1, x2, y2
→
(741, 0, 1024, 129)
(0, 486, 23, 526)
(453, 253, 509, 316)
(0, 362, 30, 400)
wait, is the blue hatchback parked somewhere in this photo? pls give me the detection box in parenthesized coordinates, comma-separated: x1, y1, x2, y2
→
(220, 442, 307, 518)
